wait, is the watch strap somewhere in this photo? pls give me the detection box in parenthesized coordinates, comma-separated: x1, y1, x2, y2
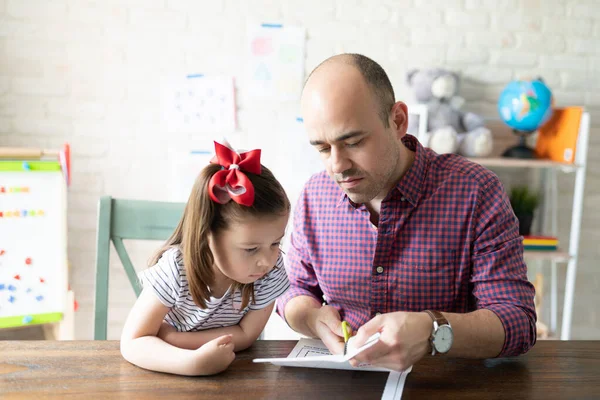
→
(424, 310, 449, 327)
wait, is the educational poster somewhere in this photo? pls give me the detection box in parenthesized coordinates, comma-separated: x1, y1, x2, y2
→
(277, 117, 323, 205)
(247, 23, 306, 101)
(0, 161, 68, 328)
(250, 117, 322, 256)
(167, 133, 246, 203)
(164, 75, 236, 134)
(169, 150, 214, 203)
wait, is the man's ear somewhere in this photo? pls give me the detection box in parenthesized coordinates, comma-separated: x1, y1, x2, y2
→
(391, 101, 409, 135)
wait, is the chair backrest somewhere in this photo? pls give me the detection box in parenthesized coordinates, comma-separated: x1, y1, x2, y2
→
(94, 196, 185, 340)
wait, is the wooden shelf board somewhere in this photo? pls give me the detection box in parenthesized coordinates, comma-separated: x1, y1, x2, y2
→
(537, 334, 560, 340)
(524, 250, 571, 262)
(468, 157, 580, 171)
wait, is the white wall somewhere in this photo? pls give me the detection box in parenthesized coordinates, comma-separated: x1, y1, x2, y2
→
(0, 0, 598, 340)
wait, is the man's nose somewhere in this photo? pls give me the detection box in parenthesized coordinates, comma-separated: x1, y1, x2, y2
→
(329, 147, 351, 175)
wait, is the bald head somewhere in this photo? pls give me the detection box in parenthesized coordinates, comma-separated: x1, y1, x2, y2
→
(303, 54, 396, 127)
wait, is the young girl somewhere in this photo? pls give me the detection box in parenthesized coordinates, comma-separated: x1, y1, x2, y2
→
(120, 141, 291, 376)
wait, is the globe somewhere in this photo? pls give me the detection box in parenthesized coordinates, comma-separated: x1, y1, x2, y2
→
(497, 79, 554, 158)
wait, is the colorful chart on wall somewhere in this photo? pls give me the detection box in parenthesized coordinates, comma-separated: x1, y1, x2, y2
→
(247, 23, 306, 101)
(164, 74, 236, 134)
(0, 161, 68, 328)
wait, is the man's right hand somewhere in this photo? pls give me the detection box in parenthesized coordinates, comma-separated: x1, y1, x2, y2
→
(307, 305, 348, 355)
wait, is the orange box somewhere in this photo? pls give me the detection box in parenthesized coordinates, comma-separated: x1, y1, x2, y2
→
(535, 106, 584, 164)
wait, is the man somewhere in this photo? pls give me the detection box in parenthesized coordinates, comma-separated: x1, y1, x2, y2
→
(276, 54, 536, 371)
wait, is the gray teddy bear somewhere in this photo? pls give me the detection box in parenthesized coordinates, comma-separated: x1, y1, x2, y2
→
(406, 68, 493, 157)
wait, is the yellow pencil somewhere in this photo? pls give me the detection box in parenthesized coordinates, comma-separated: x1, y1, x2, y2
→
(342, 321, 351, 355)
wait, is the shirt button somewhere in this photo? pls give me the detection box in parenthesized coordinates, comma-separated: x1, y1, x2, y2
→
(376, 266, 384, 274)
(375, 312, 382, 317)
(400, 196, 406, 201)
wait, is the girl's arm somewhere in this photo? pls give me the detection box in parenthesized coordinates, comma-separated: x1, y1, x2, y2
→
(120, 287, 235, 376)
(158, 302, 275, 351)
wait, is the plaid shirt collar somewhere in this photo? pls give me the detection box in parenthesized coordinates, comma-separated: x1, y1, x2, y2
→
(336, 134, 428, 209)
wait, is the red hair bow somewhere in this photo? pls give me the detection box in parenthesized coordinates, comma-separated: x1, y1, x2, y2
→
(208, 141, 261, 206)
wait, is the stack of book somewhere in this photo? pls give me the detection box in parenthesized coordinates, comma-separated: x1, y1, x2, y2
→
(523, 235, 558, 251)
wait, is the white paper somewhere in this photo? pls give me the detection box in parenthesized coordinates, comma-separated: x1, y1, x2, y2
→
(246, 23, 306, 101)
(164, 75, 236, 134)
(381, 368, 412, 400)
(254, 333, 392, 371)
(254, 332, 413, 398)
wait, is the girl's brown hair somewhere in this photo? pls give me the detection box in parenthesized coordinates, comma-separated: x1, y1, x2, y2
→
(150, 163, 290, 310)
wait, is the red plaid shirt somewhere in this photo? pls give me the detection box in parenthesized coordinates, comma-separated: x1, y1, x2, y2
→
(277, 135, 536, 357)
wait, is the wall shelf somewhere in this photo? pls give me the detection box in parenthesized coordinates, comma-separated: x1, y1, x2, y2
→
(468, 157, 581, 172)
(524, 250, 571, 263)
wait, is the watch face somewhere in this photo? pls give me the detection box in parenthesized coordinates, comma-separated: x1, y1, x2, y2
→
(433, 325, 453, 353)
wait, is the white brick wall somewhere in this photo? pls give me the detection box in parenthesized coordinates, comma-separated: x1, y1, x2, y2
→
(0, 0, 599, 340)
(6, 0, 68, 20)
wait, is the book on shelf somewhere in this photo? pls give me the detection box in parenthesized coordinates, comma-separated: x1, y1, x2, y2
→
(523, 245, 558, 251)
(523, 235, 558, 244)
(535, 106, 583, 164)
(523, 235, 558, 251)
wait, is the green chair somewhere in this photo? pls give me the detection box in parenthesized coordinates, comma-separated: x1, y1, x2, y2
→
(94, 196, 185, 340)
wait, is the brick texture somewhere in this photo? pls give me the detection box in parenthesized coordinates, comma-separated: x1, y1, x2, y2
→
(0, 0, 598, 340)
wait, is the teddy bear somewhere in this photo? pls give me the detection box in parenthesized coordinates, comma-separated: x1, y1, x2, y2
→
(406, 68, 493, 158)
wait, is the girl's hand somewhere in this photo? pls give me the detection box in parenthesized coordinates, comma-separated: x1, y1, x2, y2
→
(157, 322, 177, 343)
(187, 334, 236, 375)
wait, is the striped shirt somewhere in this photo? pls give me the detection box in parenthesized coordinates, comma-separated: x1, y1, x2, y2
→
(276, 134, 536, 357)
(141, 247, 289, 332)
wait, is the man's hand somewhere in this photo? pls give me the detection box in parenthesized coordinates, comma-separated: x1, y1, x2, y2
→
(306, 305, 349, 355)
(349, 311, 431, 371)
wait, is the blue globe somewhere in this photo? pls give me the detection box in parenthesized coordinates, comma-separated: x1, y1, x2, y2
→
(497, 79, 554, 132)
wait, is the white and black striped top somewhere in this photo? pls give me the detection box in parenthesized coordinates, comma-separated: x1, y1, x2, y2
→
(139, 247, 289, 332)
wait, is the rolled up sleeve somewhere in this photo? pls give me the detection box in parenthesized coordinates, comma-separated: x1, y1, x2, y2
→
(472, 177, 537, 357)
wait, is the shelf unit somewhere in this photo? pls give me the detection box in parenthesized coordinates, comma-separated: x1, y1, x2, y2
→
(469, 112, 590, 340)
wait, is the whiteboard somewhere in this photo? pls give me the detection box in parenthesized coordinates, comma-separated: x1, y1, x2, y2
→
(0, 162, 68, 327)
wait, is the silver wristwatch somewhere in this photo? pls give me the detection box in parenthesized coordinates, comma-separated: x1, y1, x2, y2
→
(424, 310, 453, 355)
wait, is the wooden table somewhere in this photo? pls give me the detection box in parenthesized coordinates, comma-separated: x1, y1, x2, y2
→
(1, 340, 599, 399)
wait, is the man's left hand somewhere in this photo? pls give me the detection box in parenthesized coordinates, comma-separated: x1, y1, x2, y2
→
(349, 311, 432, 371)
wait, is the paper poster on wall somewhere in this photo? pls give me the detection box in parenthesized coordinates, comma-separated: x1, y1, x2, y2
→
(263, 117, 323, 256)
(164, 75, 236, 134)
(247, 23, 306, 101)
(278, 117, 323, 204)
(169, 150, 214, 203)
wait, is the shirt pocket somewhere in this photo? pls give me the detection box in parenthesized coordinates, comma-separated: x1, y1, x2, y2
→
(400, 246, 457, 311)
